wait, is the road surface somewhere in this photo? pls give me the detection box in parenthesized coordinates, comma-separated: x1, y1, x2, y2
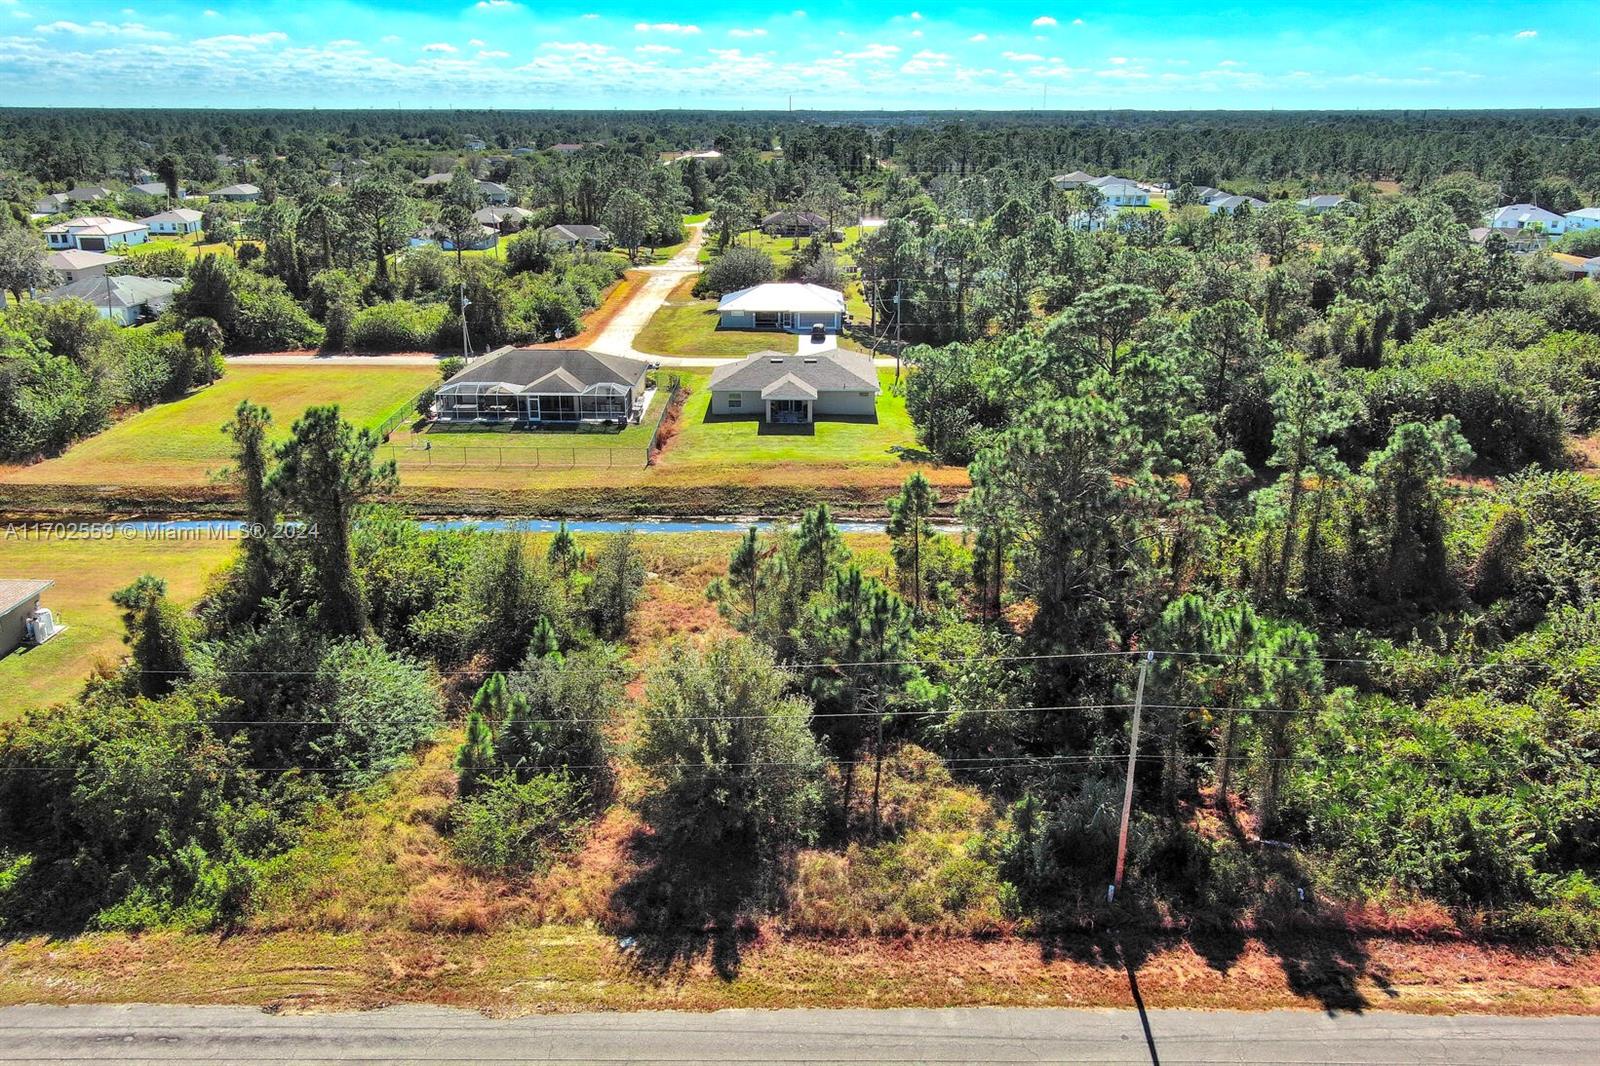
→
(1, 1005, 1595, 1063)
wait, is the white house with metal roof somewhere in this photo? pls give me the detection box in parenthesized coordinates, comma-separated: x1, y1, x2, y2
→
(207, 183, 261, 202)
(716, 282, 846, 334)
(431, 347, 651, 426)
(43, 215, 149, 252)
(140, 208, 203, 236)
(40, 275, 178, 325)
(1296, 194, 1349, 213)
(707, 349, 879, 425)
(1208, 194, 1268, 215)
(1489, 203, 1567, 235)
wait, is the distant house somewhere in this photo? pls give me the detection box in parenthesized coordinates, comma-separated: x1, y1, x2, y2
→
(716, 282, 846, 334)
(1562, 207, 1600, 233)
(475, 206, 535, 232)
(141, 208, 203, 236)
(32, 185, 114, 214)
(432, 347, 650, 426)
(1208, 195, 1267, 215)
(1093, 181, 1149, 208)
(707, 350, 879, 425)
(761, 209, 831, 237)
(544, 223, 610, 251)
(1050, 170, 1097, 190)
(40, 275, 178, 325)
(476, 180, 511, 206)
(43, 249, 124, 285)
(1184, 186, 1225, 204)
(1548, 253, 1595, 280)
(548, 143, 585, 154)
(465, 138, 488, 151)
(1489, 203, 1567, 236)
(207, 183, 261, 203)
(0, 579, 58, 660)
(512, 146, 538, 157)
(416, 172, 455, 187)
(43, 215, 149, 252)
(1064, 211, 1112, 232)
(410, 223, 498, 252)
(1296, 194, 1348, 213)
(130, 181, 187, 199)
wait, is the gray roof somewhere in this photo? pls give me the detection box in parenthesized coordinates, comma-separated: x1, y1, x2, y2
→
(43, 275, 178, 310)
(443, 347, 648, 395)
(546, 223, 608, 241)
(1209, 194, 1267, 212)
(1298, 194, 1347, 209)
(0, 579, 52, 616)
(708, 350, 879, 394)
(209, 183, 260, 196)
(762, 209, 828, 227)
(475, 206, 534, 224)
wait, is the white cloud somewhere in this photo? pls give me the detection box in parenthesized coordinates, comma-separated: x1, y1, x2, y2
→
(543, 40, 610, 55)
(326, 39, 361, 49)
(469, 38, 484, 46)
(203, 8, 218, 15)
(422, 42, 458, 53)
(475, 0, 518, 9)
(792, 9, 807, 16)
(635, 21, 700, 34)
(911, 29, 922, 37)
(969, 33, 987, 42)
(1108, 56, 1127, 64)
(1072, 18, 1085, 25)
(1217, 58, 1243, 68)
(842, 42, 900, 60)
(1003, 51, 1044, 62)
(1514, 29, 1537, 39)
(195, 32, 288, 50)
(478, 49, 509, 58)
(35, 19, 172, 39)
(909, 10, 922, 20)
(729, 27, 767, 38)
(1033, 15, 1057, 27)
(635, 43, 680, 54)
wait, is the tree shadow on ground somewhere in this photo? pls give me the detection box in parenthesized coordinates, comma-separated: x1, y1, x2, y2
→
(607, 828, 772, 981)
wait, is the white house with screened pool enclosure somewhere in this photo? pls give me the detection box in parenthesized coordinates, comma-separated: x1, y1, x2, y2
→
(430, 347, 651, 427)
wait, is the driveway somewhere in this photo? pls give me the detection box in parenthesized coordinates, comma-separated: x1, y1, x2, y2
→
(587, 222, 707, 362)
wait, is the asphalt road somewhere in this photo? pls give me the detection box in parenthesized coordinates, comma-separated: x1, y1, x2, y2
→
(1, 1005, 1597, 1064)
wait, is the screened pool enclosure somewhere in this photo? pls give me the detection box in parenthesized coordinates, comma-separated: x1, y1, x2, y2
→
(430, 348, 650, 428)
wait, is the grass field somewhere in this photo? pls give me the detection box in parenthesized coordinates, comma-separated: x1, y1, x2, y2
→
(0, 533, 237, 717)
(635, 276, 869, 359)
(699, 225, 866, 268)
(1, 365, 437, 489)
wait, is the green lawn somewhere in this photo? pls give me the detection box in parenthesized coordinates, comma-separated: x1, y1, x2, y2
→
(3, 364, 437, 488)
(662, 369, 920, 469)
(0, 534, 237, 717)
(699, 225, 866, 268)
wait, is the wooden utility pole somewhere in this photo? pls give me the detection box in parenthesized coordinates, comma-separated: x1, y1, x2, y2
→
(1110, 651, 1155, 903)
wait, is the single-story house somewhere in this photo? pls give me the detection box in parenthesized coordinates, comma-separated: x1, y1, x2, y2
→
(1208, 194, 1268, 215)
(476, 180, 511, 206)
(761, 209, 830, 237)
(544, 223, 610, 250)
(432, 347, 650, 426)
(32, 186, 114, 214)
(1087, 174, 1139, 190)
(141, 207, 203, 236)
(416, 172, 455, 187)
(1064, 210, 1113, 232)
(130, 182, 187, 199)
(1561, 207, 1600, 233)
(707, 350, 879, 425)
(1548, 253, 1595, 280)
(1489, 203, 1567, 235)
(1094, 181, 1149, 208)
(465, 138, 488, 151)
(43, 215, 149, 252)
(475, 206, 535, 232)
(43, 249, 124, 285)
(1050, 170, 1097, 190)
(548, 143, 585, 154)
(207, 183, 260, 203)
(512, 146, 538, 157)
(1297, 194, 1348, 213)
(1185, 186, 1225, 204)
(716, 282, 846, 334)
(410, 223, 499, 252)
(40, 275, 178, 326)
(0, 579, 58, 660)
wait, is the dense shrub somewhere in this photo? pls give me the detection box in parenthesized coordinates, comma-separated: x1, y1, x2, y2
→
(694, 244, 775, 297)
(449, 773, 586, 874)
(348, 299, 448, 351)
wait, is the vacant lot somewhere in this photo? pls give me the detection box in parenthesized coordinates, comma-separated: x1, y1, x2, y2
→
(0, 532, 236, 716)
(2, 364, 436, 489)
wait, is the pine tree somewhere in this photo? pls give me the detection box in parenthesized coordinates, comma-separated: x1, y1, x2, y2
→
(455, 712, 495, 796)
(886, 471, 938, 615)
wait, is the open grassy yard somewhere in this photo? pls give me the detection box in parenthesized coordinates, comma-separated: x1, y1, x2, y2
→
(1, 364, 436, 489)
(659, 369, 923, 470)
(636, 276, 869, 359)
(699, 225, 866, 268)
(0, 532, 236, 717)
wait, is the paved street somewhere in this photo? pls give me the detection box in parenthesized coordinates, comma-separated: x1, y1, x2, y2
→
(2, 1005, 1597, 1063)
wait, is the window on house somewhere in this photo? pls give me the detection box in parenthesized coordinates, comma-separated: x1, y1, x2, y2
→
(727, 395, 742, 409)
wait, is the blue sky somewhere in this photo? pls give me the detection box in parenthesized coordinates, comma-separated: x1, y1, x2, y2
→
(2, 0, 1596, 110)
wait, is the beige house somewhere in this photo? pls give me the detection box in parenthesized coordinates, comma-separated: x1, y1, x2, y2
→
(43, 249, 124, 285)
(0, 579, 57, 660)
(707, 350, 879, 425)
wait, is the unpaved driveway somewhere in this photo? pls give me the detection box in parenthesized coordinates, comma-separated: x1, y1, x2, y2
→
(587, 222, 707, 361)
